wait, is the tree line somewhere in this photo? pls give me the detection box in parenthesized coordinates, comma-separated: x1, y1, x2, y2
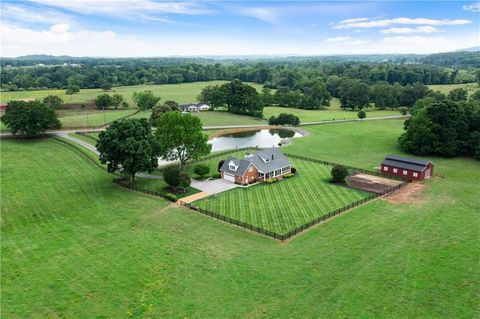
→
(399, 89, 480, 159)
(2, 56, 477, 92)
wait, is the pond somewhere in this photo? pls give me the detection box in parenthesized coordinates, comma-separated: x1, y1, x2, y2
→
(210, 129, 303, 152)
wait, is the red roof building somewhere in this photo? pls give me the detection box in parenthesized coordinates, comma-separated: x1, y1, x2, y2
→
(381, 155, 434, 181)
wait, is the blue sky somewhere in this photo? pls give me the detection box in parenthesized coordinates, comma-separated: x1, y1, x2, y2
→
(1, 1, 479, 57)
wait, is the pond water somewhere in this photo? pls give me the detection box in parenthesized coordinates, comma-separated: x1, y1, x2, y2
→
(210, 129, 303, 152)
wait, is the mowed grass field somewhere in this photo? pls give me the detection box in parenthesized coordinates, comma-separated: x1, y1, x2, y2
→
(263, 98, 399, 122)
(195, 158, 370, 234)
(2, 119, 479, 317)
(0, 81, 264, 105)
(428, 82, 479, 96)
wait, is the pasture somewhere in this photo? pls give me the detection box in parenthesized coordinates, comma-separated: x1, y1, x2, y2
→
(263, 98, 399, 122)
(195, 157, 370, 234)
(0, 81, 263, 105)
(1, 119, 479, 318)
(428, 82, 479, 96)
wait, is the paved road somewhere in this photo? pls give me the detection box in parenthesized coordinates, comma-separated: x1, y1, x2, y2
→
(0, 114, 409, 137)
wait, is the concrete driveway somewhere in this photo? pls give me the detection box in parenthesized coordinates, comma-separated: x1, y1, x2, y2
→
(191, 178, 239, 194)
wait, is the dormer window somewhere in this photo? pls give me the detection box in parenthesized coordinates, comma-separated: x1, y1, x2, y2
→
(228, 160, 238, 171)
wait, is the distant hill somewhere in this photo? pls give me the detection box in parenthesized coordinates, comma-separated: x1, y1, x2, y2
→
(454, 46, 480, 52)
(421, 51, 480, 67)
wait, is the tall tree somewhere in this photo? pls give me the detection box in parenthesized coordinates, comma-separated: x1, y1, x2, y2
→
(112, 94, 124, 109)
(133, 91, 161, 111)
(95, 93, 114, 109)
(340, 81, 370, 110)
(221, 80, 263, 117)
(1, 100, 61, 137)
(96, 118, 160, 182)
(448, 88, 468, 101)
(198, 85, 225, 109)
(150, 100, 179, 126)
(155, 112, 211, 168)
(43, 95, 63, 109)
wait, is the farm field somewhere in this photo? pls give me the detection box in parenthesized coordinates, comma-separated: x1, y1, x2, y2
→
(428, 82, 479, 96)
(195, 157, 370, 234)
(0, 81, 263, 105)
(57, 109, 136, 128)
(1, 119, 479, 318)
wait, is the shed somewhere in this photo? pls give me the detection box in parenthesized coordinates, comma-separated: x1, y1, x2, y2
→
(381, 155, 434, 180)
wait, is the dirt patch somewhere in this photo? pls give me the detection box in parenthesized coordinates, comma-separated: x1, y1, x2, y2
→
(384, 183, 426, 204)
(178, 191, 210, 204)
(347, 172, 403, 194)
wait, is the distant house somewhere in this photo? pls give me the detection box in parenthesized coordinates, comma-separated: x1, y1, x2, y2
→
(381, 155, 434, 180)
(220, 148, 292, 184)
(179, 103, 211, 112)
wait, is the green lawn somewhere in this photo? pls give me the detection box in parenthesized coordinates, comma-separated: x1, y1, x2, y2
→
(2, 120, 479, 318)
(263, 97, 400, 122)
(134, 177, 201, 199)
(0, 81, 263, 105)
(67, 132, 98, 146)
(195, 158, 370, 234)
(428, 83, 479, 96)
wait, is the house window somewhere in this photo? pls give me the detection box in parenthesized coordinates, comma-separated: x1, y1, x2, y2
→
(403, 170, 408, 175)
(383, 166, 388, 171)
(393, 168, 398, 173)
(413, 172, 418, 177)
(229, 164, 236, 171)
(275, 169, 282, 176)
(282, 166, 290, 174)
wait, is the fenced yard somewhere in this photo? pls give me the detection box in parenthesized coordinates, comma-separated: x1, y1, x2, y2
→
(193, 158, 372, 235)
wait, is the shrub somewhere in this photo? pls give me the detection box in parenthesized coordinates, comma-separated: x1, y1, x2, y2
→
(163, 166, 181, 188)
(399, 107, 408, 115)
(211, 172, 221, 179)
(193, 163, 210, 179)
(249, 178, 257, 184)
(265, 178, 277, 184)
(217, 160, 225, 172)
(269, 113, 300, 126)
(331, 165, 349, 182)
(290, 167, 297, 175)
(165, 193, 177, 201)
(357, 110, 366, 120)
(180, 171, 191, 190)
(283, 173, 294, 178)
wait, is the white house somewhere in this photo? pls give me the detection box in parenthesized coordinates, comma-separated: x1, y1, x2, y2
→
(179, 103, 211, 112)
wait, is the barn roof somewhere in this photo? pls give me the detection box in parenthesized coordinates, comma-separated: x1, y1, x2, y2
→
(382, 155, 432, 172)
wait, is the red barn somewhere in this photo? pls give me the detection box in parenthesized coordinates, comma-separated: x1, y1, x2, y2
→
(381, 155, 434, 181)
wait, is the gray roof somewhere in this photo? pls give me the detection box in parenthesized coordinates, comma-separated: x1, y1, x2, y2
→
(382, 154, 432, 172)
(248, 148, 291, 173)
(219, 148, 292, 176)
(219, 156, 252, 176)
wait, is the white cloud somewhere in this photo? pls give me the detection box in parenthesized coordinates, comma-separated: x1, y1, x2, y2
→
(335, 17, 472, 29)
(1, 23, 477, 57)
(463, 2, 480, 12)
(325, 36, 369, 45)
(380, 26, 440, 34)
(1, 4, 70, 24)
(240, 7, 280, 24)
(28, 0, 211, 21)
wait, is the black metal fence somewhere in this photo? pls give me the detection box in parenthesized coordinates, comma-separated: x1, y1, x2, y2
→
(283, 152, 410, 182)
(178, 179, 408, 242)
(51, 136, 105, 171)
(112, 178, 177, 202)
(75, 131, 99, 143)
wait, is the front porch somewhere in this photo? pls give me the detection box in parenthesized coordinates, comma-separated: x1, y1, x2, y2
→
(259, 165, 291, 181)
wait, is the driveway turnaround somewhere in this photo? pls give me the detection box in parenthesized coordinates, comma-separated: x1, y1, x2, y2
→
(191, 179, 239, 195)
